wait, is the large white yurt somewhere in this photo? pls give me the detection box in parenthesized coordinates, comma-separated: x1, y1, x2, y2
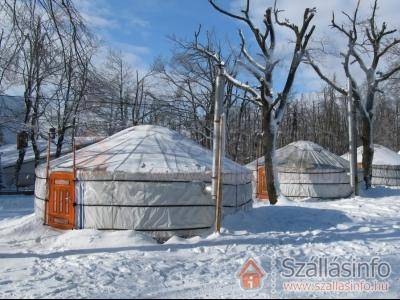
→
(247, 141, 352, 201)
(35, 125, 252, 238)
(342, 144, 400, 187)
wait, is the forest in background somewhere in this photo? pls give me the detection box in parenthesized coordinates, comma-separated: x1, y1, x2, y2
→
(0, 0, 399, 172)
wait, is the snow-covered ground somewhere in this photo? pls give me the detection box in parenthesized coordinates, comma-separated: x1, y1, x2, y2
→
(1, 189, 400, 298)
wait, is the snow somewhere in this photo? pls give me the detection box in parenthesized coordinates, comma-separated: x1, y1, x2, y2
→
(1, 190, 400, 298)
(38, 125, 251, 183)
(248, 140, 349, 171)
(0, 141, 68, 168)
(0, 137, 101, 168)
(342, 144, 400, 166)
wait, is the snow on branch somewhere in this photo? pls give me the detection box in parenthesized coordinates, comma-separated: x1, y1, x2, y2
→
(238, 30, 267, 74)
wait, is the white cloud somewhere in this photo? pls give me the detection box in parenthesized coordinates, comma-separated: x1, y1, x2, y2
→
(92, 41, 151, 78)
(80, 12, 120, 29)
(129, 17, 150, 28)
(73, 0, 151, 74)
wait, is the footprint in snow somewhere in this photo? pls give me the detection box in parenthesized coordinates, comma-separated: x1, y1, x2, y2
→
(336, 224, 350, 230)
(311, 229, 322, 236)
(358, 227, 371, 233)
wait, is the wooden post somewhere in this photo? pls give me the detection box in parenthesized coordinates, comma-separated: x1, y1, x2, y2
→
(215, 114, 225, 232)
(43, 131, 51, 225)
(347, 78, 359, 196)
(212, 63, 225, 233)
(0, 152, 3, 190)
(256, 140, 260, 199)
(73, 137, 77, 180)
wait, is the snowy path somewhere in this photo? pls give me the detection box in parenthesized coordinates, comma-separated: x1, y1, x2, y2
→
(1, 189, 400, 298)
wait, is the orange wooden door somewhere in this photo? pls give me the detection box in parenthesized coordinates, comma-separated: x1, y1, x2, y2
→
(256, 167, 269, 201)
(48, 172, 75, 229)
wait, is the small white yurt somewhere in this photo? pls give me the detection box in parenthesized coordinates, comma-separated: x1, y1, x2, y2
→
(342, 144, 400, 187)
(35, 125, 252, 238)
(247, 141, 352, 201)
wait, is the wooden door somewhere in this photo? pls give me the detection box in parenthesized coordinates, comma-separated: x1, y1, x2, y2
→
(256, 167, 269, 201)
(48, 172, 75, 229)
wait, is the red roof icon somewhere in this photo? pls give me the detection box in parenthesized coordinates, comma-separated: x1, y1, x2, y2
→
(237, 258, 266, 290)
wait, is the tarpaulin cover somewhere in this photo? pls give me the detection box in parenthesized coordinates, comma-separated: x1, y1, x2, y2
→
(247, 141, 352, 200)
(342, 144, 400, 187)
(34, 125, 252, 238)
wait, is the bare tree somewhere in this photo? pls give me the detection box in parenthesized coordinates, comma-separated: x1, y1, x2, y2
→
(1, 0, 94, 187)
(6, 0, 51, 185)
(159, 31, 241, 149)
(0, 1, 24, 92)
(47, 6, 95, 157)
(307, 0, 400, 188)
(190, 0, 316, 204)
(102, 49, 133, 127)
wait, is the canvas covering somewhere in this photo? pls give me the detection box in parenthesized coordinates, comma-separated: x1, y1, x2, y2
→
(34, 125, 252, 238)
(342, 144, 400, 187)
(247, 141, 352, 200)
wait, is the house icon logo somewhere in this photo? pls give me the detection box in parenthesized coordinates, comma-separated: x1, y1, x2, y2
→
(237, 258, 266, 290)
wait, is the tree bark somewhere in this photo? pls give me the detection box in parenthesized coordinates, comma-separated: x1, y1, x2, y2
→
(262, 106, 278, 205)
(361, 116, 374, 188)
(56, 130, 65, 158)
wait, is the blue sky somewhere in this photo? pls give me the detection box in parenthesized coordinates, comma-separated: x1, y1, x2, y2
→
(78, 0, 240, 66)
(76, 0, 400, 94)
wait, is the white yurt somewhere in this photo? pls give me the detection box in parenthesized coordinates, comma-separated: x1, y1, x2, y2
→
(247, 141, 352, 201)
(35, 125, 252, 238)
(342, 144, 400, 187)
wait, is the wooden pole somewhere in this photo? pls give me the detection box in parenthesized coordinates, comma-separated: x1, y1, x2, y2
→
(347, 78, 359, 196)
(73, 137, 77, 180)
(0, 152, 3, 190)
(215, 114, 225, 232)
(44, 131, 51, 225)
(212, 63, 225, 233)
(256, 140, 259, 199)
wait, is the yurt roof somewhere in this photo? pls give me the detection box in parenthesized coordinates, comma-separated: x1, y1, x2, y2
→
(247, 141, 349, 173)
(341, 144, 400, 166)
(39, 125, 250, 183)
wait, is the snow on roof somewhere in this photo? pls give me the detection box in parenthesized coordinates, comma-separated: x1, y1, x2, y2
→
(0, 135, 104, 169)
(39, 125, 251, 183)
(0, 95, 24, 114)
(0, 95, 25, 144)
(247, 140, 349, 172)
(342, 144, 400, 166)
(0, 141, 71, 168)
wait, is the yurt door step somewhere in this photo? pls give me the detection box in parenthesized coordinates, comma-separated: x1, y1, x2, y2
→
(256, 166, 269, 201)
(47, 172, 75, 229)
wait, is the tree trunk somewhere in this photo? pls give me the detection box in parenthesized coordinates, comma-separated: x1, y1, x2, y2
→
(361, 116, 374, 189)
(56, 131, 65, 158)
(15, 86, 33, 188)
(30, 107, 40, 167)
(31, 131, 40, 167)
(262, 106, 278, 205)
(14, 148, 26, 189)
